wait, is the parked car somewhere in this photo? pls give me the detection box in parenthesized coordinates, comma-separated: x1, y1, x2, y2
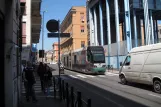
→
(119, 43, 161, 94)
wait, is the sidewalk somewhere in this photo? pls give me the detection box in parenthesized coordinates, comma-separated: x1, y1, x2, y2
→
(20, 73, 65, 107)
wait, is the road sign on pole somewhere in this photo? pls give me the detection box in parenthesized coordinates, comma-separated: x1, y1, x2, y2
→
(48, 33, 70, 38)
(46, 19, 70, 77)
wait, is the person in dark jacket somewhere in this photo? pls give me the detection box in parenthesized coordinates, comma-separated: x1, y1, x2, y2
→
(43, 64, 52, 97)
(37, 62, 45, 92)
(23, 62, 37, 102)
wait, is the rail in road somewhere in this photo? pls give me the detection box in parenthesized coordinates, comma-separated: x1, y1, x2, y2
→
(49, 64, 161, 107)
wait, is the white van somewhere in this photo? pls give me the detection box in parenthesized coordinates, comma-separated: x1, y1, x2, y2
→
(119, 43, 161, 93)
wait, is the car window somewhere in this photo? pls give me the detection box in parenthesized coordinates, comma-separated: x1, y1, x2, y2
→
(124, 56, 131, 66)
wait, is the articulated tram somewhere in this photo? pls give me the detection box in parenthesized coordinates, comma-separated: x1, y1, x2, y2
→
(61, 46, 106, 75)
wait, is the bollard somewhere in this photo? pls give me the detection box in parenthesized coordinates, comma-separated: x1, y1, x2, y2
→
(87, 99, 91, 107)
(53, 77, 56, 98)
(59, 78, 62, 100)
(77, 91, 82, 107)
(62, 80, 65, 100)
(66, 83, 69, 107)
(71, 87, 74, 107)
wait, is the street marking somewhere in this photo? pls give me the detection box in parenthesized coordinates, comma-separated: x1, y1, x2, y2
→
(76, 75, 87, 78)
(149, 93, 161, 99)
(69, 75, 78, 78)
(85, 75, 95, 78)
(98, 75, 106, 77)
(105, 72, 119, 76)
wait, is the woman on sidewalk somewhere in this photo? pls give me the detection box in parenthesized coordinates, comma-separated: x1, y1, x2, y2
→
(43, 64, 52, 98)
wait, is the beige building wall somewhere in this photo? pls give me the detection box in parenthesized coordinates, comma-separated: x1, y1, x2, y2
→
(60, 6, 87, 54)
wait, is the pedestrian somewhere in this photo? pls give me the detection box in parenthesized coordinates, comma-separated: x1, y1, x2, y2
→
(37, 62, 45, 92)
(23, 61, 37, 102)
(43, 64, 52, 98)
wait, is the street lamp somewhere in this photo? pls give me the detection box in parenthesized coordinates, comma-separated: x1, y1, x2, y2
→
(41, 10, 47, 63)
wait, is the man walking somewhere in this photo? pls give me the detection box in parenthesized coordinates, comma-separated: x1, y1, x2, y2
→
(23, 62, 37, 102)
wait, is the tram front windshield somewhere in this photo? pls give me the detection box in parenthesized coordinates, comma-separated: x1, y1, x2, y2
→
(93, 53, 105, 63)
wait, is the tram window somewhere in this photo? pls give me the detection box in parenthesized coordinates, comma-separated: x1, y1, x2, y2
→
(87, 54, 90, 61)
(93, 53, 105, 62)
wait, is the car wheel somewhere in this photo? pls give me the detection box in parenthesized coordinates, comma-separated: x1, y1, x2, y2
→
(120, 75, 127, 85)
(153, 79, 161, 94)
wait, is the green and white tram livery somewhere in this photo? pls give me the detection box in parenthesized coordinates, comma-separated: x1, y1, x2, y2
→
(61, 46, 106, 75)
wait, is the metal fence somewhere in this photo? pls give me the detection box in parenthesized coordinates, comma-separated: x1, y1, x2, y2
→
(53, 76, 91, 107)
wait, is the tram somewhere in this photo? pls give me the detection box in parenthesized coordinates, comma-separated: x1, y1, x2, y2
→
(61, 46, 106, 74)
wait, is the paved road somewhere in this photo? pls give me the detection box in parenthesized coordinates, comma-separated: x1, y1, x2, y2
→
(48, 64, 161, 107)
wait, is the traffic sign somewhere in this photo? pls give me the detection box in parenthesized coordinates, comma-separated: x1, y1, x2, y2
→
(31, 43, 37, 52)
(46, 19, 59, 32)
(39, 50, 44, 58)
(48, 33, 70, 38)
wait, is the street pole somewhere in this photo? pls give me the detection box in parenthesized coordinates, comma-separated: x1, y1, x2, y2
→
(42, 11, 46, 63)
(58, 20, 61, 77)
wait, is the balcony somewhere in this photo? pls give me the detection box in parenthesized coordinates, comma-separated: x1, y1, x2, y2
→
(31, 0, 41, 43)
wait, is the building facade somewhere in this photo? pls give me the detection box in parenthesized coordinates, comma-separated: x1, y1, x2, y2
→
(0, 0, 41, 107)
(45, 50, 54, 63)
(60, 6, 88, 54)
(1, 0, 22, 107)
(20, 0, 41, 64)
(87, 0, 161, 69)
(53, 42, 59, 62)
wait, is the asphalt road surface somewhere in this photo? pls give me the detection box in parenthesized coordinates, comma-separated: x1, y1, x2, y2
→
(48, 64, 161, 107)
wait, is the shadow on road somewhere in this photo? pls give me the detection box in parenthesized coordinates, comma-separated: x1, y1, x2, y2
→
(54, 74, 148, 107)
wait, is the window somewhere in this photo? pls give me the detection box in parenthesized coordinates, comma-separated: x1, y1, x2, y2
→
(74, 55, 77, 64)
(81, 41, 85, 48)
(81, 26, 84, 33)
(80, 12, 85, 23)
(124, 56, 131, 66)
(93, 53, 105, 62)
(22, 22, 26, 44)
(20, 3, 26, 15)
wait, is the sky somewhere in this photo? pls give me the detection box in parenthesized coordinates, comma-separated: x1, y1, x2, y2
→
(37, 0, 86, 51)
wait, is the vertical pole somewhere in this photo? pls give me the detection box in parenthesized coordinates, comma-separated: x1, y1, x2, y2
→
(77, 91, 82, 107)
(87, 99, 91, 107)
(71, 87, 74, 107)
(133, 9, 138, 47)
(156, 20, 159, 42)
(58, 20, 60, 77)
(150, 10, 154, 44)
(99, 0, 104, 45)
(114, 0, 120, 69)
(53, 77, 56, 98)
(66, 83, 69, 107)
(62, 80, 65, 99)
(153, 20, 156, 43)
(59, 78, 62, 100)
(94, 7, 98, 46)
(143, 0, 150, 45)
(106, 0, 111, 65)
(89, 8, 94, 46)
(42, 11, 44, 62)
(124, 0, 132, 51)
